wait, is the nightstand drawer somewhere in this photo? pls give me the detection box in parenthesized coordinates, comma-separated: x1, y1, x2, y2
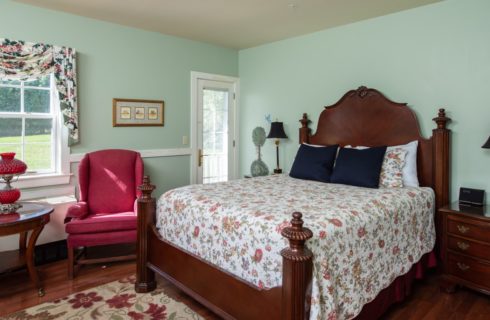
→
(448, 236, 490, 261)
(447, 216, 490, 243)
(447, 253, 490, 288)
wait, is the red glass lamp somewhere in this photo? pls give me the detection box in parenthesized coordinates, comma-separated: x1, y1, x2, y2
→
(0, 152, 27, 214)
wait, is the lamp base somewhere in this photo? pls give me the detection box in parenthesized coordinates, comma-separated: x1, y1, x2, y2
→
(274, 168, 283, 174)
(0, 203, 22, 214)
(0, 187, 21, 204)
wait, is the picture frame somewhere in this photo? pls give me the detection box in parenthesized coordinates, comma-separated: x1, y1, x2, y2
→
(113, 98, 164, 127)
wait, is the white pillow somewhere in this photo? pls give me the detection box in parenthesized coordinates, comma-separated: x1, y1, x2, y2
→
(303, 143, 326, 148)
(395, 141, 419, 187)
(344, 140, 419, 187)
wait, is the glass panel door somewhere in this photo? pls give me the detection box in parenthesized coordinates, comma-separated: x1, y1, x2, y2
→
(196, 79, 236, 184)
(202, 88, 229, 183)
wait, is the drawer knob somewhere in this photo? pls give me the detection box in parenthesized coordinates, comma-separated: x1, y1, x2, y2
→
(457, 262, 470, 271)
(457, 225, 469, 234)
(457, 241, 470, 251)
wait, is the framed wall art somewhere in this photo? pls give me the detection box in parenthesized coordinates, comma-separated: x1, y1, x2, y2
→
(112, 98, 164, 127)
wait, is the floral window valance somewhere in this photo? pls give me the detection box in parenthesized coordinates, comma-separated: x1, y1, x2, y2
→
(0, 38, 79, 145)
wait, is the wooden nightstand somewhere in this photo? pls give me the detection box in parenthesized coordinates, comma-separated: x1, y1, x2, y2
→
(439, 202, 490, 295)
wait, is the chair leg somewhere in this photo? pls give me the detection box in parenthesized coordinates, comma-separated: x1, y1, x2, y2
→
(67, 247, 74, 279)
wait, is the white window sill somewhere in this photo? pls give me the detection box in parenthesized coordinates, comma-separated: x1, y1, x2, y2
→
(20, 184, 76, 201)
(25, 194, 77, 206)
(10, 173, 75, 201)
(13, 173, 72, 189)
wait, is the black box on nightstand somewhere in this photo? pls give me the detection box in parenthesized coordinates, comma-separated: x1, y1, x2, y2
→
(459, 187, 485, 207)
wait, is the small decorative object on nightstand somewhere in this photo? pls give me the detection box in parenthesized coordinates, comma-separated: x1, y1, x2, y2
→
(459, 187, 485, 207)
(267, 121, 288, 174)
(250, 127, 269, 177)
(439, 202, 490, 295)
(0, 152, 27, 214)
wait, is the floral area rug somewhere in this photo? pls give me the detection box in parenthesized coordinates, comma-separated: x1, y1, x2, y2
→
(3, 275, 203, 320)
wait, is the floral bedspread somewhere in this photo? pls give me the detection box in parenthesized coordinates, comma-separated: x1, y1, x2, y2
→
(156, 175, 435, 320)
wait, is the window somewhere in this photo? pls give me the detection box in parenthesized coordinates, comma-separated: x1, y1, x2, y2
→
(0, 74, 70, 188)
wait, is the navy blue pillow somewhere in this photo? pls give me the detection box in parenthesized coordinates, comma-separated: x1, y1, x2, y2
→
(289, 144, 339, 182)
(330, 146, 387, 188)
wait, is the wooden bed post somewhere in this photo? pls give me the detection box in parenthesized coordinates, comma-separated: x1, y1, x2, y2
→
(432, 108, 451, 209)
(299, 113, 311, 144)
(135, 175, 157, 293)
(281, 212, 314, 320)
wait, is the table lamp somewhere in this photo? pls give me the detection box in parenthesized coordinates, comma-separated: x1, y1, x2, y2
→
(483, 136, 490, 149)
(0, 152, 27, 214)
(267, 121, 288, 174)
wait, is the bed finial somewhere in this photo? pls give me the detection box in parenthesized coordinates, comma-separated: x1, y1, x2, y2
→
(282, 212, 313, 249)
(138, 175, 156, 200)
(433, 108, 451, 129)
(280, 212, 313, 320)
(300, 113, 309, 128)
(299, 114, 311, 144)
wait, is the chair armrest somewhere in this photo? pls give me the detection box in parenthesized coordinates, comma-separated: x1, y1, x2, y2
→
(65, 202, 89, 222)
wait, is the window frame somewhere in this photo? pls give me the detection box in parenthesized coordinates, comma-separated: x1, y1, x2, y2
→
(0, 74, 70, 189)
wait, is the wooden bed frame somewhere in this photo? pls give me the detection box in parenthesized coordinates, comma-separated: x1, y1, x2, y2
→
(135, 86, 451, 319)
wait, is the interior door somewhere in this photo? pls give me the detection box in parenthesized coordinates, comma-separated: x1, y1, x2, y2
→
(196, 79, 236, 184)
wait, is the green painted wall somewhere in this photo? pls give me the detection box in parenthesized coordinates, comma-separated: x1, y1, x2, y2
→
(1, 0, 489, 203)
(0, 0, 238, 196)
(239, 0, 490, 202)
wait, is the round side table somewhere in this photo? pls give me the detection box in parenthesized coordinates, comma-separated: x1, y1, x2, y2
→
(0, 202, 53, 297)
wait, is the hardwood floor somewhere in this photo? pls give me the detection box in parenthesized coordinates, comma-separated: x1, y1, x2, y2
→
(382, 270, 490, 320)
(0, 260, 488, 319)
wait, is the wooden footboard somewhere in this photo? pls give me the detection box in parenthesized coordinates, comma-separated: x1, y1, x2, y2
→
(135, 176, 314, 320)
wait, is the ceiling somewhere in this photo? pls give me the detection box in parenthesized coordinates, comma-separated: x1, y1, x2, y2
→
(16, 0, 440, 49)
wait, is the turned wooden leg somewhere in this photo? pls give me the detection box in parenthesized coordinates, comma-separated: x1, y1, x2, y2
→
(67, 246, 75, 280)
(26, 226, 45, 297)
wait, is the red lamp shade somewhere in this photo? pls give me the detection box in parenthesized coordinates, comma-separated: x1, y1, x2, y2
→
(0, 152, 27, 206)
(0, 152, 27, 175)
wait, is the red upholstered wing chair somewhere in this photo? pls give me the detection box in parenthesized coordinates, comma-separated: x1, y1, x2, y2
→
(65, 149, 143, 278)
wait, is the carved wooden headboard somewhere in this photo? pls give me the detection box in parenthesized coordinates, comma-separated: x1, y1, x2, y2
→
(299, 86, 451, 209)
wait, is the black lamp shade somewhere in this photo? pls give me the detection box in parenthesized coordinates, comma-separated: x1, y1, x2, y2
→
(483, 136, 490, 149)
(267, 122, 288, 139)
